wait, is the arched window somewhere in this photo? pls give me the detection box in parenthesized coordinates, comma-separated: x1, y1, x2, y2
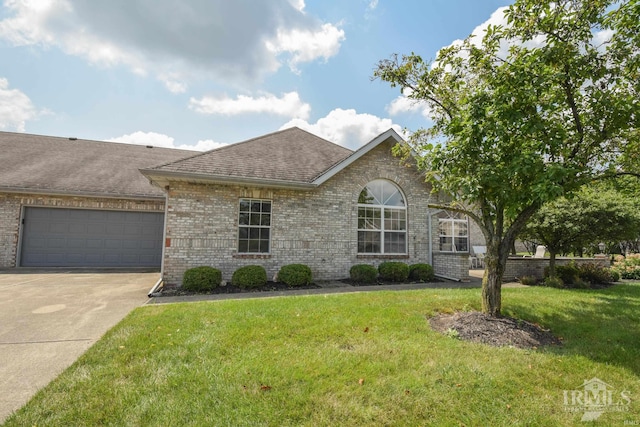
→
(357, 179, 407, 254)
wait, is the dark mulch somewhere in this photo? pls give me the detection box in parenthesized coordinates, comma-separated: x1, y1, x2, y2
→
(429, 311, 562, 349)
(158, 281, 321, 297)
(340, 279, 440, 287)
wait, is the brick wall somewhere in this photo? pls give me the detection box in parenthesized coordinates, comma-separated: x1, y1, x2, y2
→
(432, 253, 470, 282)
(0, 193, 164, 268)
(162, 140, 444, 285)
(503, 257, 611, 281)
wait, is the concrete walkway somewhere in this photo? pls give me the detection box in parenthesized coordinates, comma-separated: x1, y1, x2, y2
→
(0, 271, 157, 423)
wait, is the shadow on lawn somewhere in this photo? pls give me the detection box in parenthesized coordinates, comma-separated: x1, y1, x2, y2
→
(505, 283, 640, 373)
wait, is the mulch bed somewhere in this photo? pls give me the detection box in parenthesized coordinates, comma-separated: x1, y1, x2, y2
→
(429, 311, 563, 349)
(340, 279, 440, 287)
(158, 281, 321, 297)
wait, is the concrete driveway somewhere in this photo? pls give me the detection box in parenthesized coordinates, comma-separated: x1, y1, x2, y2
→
(0, 271, 158, 423)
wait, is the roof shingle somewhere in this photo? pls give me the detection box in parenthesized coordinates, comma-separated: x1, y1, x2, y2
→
(0, 132, 194, 198)
(148, 127, 353, 184)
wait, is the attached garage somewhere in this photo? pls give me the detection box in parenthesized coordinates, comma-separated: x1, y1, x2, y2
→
(20, 207, 164, 267)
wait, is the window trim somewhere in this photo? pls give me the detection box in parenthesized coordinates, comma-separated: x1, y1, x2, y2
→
(237, 198, 272, 254)
(437, 212, 469, 253)
(357, 180, 407, 255)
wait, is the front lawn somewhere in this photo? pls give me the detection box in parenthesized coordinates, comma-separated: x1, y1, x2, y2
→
(5, 284, 640, 426)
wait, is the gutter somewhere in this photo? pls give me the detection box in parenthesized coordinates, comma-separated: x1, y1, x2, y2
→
(147, 276, 164, 297)
(140, 169, 317, 191)
(0, 186, 165, 201)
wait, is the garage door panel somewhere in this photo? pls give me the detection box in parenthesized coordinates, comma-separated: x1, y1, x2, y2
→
(105, 239, 122, 249)
(21, 208, 163, 268)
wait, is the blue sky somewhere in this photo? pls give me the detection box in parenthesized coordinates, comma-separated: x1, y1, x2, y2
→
(0, 0, 512, 151)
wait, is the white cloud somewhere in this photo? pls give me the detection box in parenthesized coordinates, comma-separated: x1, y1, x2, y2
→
(107, 131, 227, 151)
(189, 91, 311, 120)
(266, 23, 345, 72)
(0, 0, 344, 91)
(0, 77, 38, 132)
(280, 108, 404, 150)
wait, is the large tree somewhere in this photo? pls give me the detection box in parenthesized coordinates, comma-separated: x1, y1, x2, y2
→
(374, 0, 639, 316)
(520, 186, 640, 278)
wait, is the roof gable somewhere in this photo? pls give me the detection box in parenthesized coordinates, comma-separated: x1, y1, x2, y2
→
(141, 127, 406, 189)
(0, 132, 194, 198)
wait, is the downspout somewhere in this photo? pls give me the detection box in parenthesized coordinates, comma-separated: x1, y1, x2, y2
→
(428, 209, 433, 266)
(148, 187, 169, 297)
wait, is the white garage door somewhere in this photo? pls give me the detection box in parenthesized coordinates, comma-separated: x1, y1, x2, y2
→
(20, 207, 164, 268)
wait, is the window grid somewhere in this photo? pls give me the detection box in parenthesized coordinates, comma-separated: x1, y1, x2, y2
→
(438, 218, 469, 252)
(238, 199, 271, 254)
(357, 180, 407, 255)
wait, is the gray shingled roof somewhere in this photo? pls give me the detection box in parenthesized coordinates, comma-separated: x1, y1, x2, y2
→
(0, 132, 194, 198)
(146, 127, 353, 184)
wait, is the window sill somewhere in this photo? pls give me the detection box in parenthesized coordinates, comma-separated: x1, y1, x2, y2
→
(233, 253, 272, 259)
(357, 254, 409, 259)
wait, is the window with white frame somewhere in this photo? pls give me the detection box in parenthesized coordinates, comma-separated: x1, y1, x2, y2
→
(438, 211, 469, 252)
(357, 180, 407, 254)
(238, 199, 271, 253)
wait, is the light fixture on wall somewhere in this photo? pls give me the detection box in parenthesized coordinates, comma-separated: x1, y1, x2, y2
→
(598, 242, 605, 254)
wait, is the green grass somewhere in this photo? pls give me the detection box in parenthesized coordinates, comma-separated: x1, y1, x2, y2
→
(5, 284, 640, 426)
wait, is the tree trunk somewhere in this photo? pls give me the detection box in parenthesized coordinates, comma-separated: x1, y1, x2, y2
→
(481, 242, 506, 317)
(548, 249, 557, 278)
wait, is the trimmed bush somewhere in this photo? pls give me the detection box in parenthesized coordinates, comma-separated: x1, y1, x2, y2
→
(610, 269, 621, 282)
(409, 263, 435, 282)
(545, 263, 579, 285)
(278, 264, 313, 287)
(543, 276, 564, 288)
(182, 266, 222, 292)
(350, 264, 378, 284)
(518, 275, 538, 286)
(232, 265, 267, 289)
(378, 262, 410, 282)
(576, 263, 612, 285)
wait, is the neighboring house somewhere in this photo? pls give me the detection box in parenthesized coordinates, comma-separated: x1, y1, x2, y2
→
(141, 127, 472, 285)
(0, 132, 193, 268)
(1, 128, 477, 283)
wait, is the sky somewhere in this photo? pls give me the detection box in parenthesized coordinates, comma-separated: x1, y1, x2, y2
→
(0, 0, 513, 151)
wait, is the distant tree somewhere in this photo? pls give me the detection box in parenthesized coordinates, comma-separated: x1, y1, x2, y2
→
(374, 0, 640, 316)
(520, 187, 640, 277)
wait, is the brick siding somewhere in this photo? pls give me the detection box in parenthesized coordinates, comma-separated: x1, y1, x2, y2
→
(162, 140, 449, 285)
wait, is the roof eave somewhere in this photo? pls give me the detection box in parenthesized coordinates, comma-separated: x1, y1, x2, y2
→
(140, 169, 317, 191)
(0, 186, 166, 201)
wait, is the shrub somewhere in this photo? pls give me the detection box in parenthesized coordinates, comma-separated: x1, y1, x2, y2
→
(571, 278, 590, 289)
(576, 263, 612, 285)
(611, 254, 640, 280)
(518, 276, 538, 286)
(610, 269, 621, 282)
(409, 263, 435, 282)
(543, 276, 564, 288)
(545, 263, 579, 285)
(378, 262, 410, 282)
(232, 265, 267, 289)
(278, 264, 313, 287)
(350, 264, 378, 284)
(182, 266, 222, 292)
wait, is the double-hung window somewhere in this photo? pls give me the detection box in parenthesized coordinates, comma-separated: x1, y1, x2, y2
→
(438, 211, 468, 252)
(238, 199, 271, 253)
(357, 180, 407, 254)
